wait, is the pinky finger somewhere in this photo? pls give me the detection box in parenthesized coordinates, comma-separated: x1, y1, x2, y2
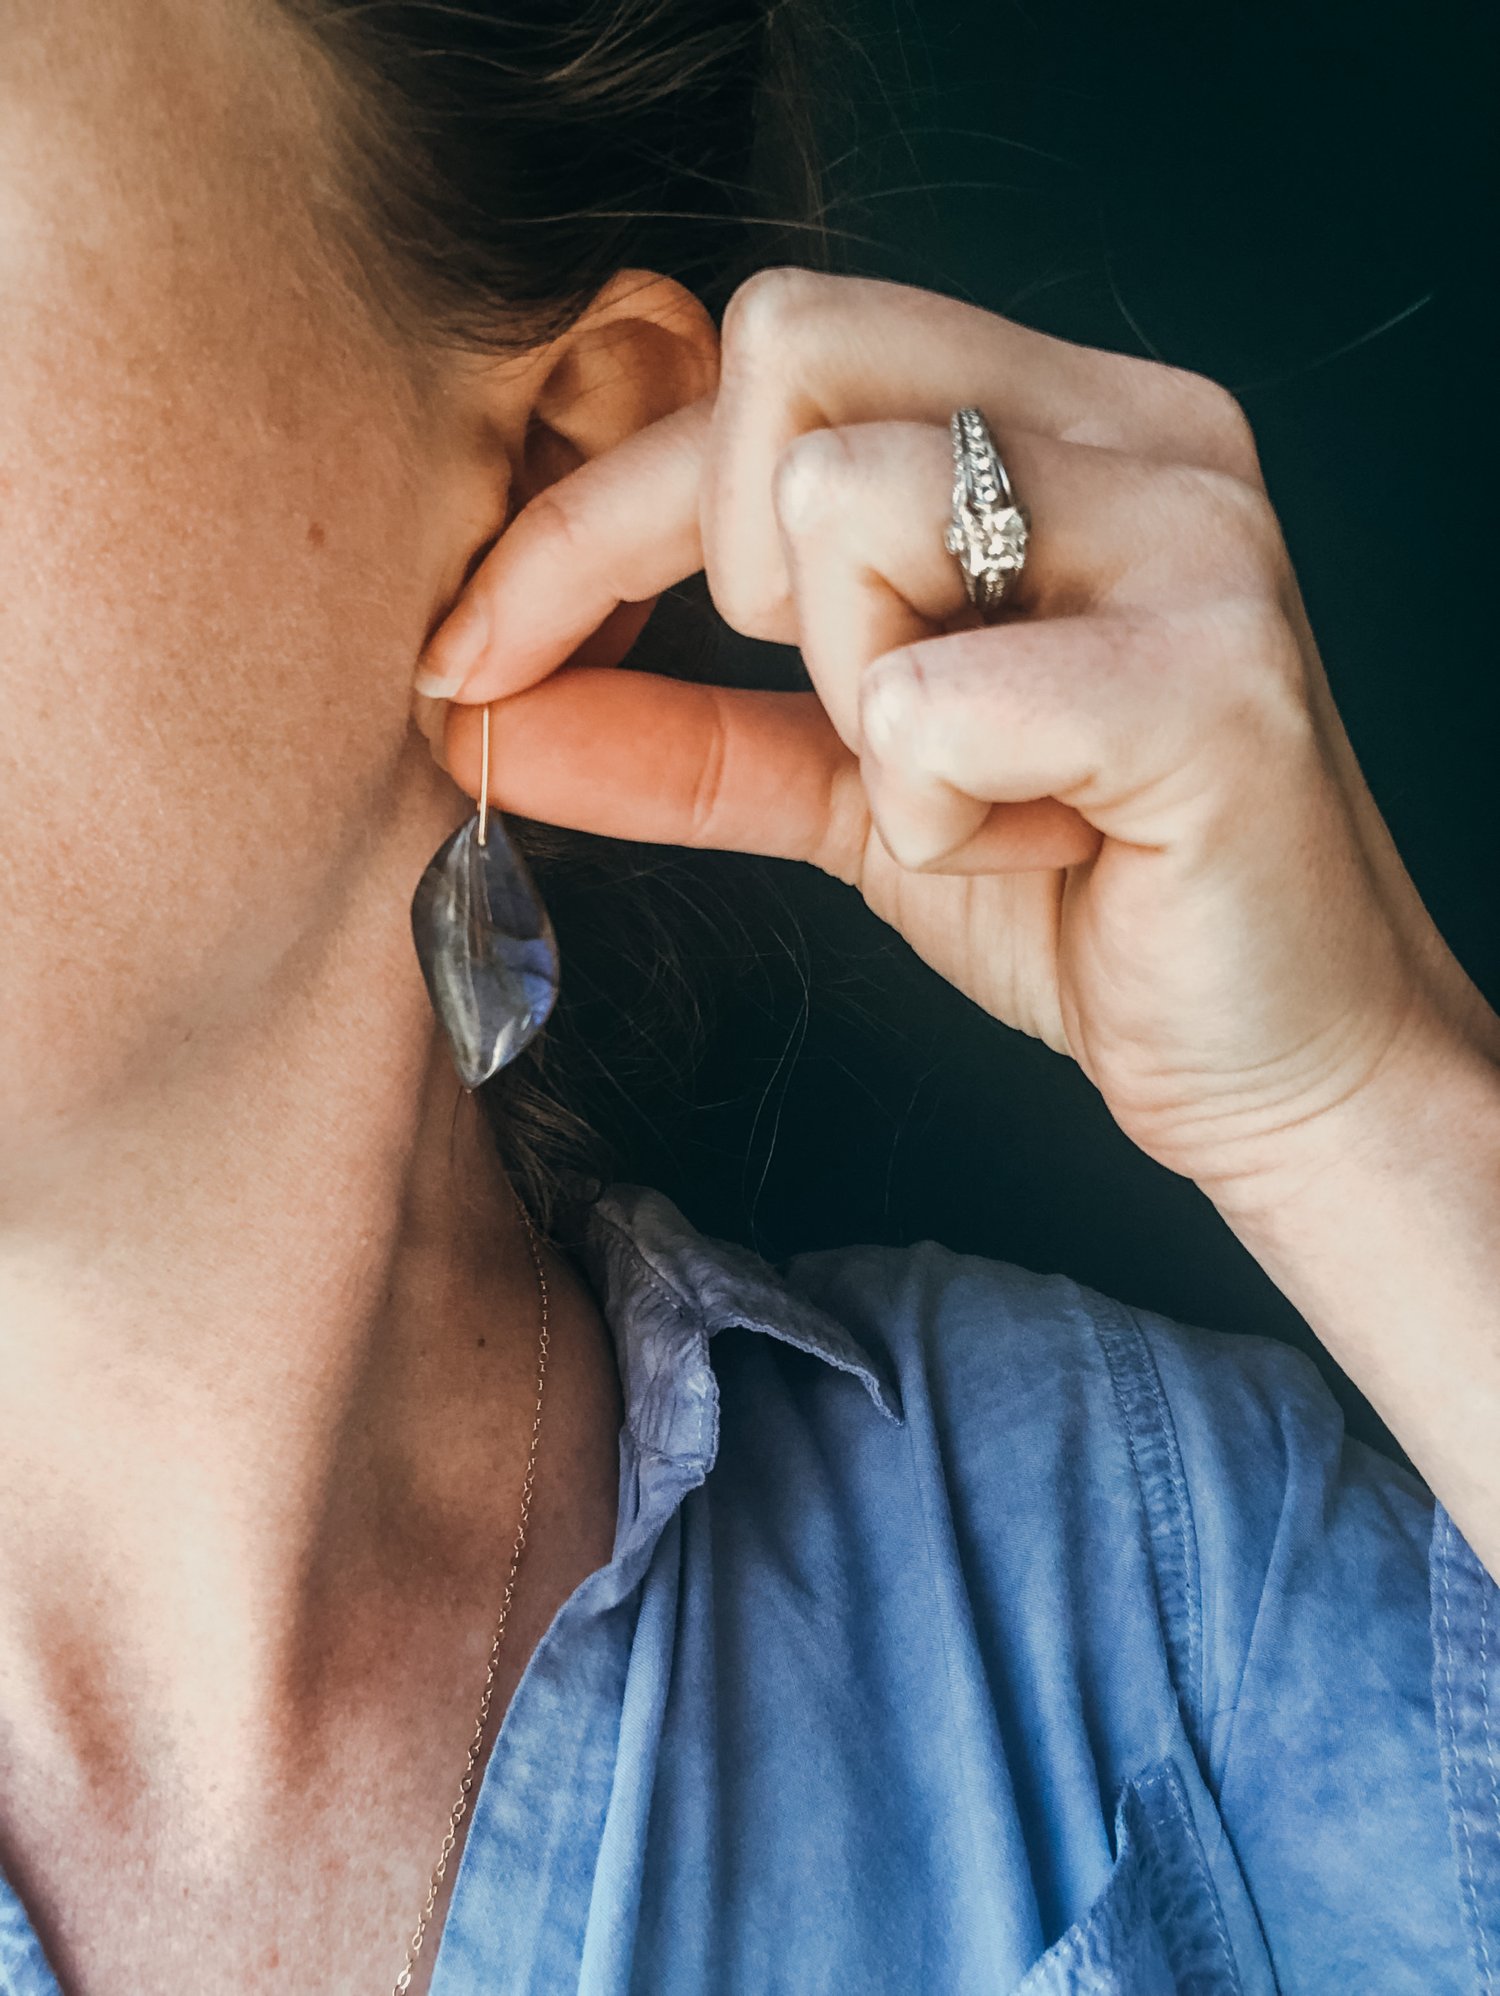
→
(859, 778, 1104, 873)
(856, 610, 1183, 872)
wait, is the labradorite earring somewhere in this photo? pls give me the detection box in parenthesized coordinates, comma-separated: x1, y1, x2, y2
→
(410, 703, 560, 1091)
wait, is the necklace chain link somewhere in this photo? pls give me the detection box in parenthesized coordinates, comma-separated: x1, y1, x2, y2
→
(390, 1192, 551, 1996)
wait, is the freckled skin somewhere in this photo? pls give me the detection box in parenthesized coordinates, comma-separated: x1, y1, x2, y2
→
(0, 6, 632, 1993)
(0, 0, 463, 1141)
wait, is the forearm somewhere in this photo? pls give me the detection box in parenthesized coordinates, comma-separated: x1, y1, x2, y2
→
(1210, 1016, 1500, 1579)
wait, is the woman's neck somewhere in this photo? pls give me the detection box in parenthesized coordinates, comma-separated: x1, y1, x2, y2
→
(0, 805, 579, 1810)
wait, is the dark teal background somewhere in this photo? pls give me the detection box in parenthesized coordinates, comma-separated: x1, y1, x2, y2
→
(570, 0, 1496, 1460)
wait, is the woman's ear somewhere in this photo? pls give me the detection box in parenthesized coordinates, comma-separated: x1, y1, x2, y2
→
(519, 268, 721, 500)
(424, 269, 719, 691)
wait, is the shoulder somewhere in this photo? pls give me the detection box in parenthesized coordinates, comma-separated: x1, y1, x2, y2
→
(779, 1227, 1430, 1528)
(728, 1230, 1489, 1985)
(776, 1227, 1421, 1526)
(780, 1229, 1142, 1450)
(774, 1233, 1439, 1745)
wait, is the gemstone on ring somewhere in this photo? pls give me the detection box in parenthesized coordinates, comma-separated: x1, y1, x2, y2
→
(943, 504, 1029, 587)
(945, 406, 1030, 613)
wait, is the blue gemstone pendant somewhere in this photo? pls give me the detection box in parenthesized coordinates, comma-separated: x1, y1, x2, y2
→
(410, 807, 560, 1091)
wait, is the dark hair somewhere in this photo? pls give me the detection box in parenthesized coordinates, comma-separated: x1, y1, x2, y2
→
(275, 0, 839, 1239)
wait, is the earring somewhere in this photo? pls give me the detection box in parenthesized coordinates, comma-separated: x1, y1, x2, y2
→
(411, 703, 561, 1091)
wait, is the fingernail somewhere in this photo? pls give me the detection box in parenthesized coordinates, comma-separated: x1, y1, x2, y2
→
(413, 665, 463, 700)
(416, 598, 490, 700)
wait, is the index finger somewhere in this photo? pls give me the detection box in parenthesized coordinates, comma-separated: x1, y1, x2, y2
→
(417, 394, 713, 706)
(440, 663, 1093, 878)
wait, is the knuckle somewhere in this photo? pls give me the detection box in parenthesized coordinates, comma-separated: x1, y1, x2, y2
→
(1173, 594, 1313, 744)
(1200, 589, 1290, 664)
(527, 482, 590, 565)
(772, 426, 857, 535)
(1164, 366, 1263, 480)
(720, 264, 828, 365)
(528, 481, 628, 606)
(703, 544, 789, 641)
(1167, 461, 1283, 571)
(1220, 594, 1309, 705)
(686, 687, 731, 844)
(860, 652, 926, 760)
(817, 763, 875, 885)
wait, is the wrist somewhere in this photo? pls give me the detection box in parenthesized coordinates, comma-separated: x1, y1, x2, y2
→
(1202, 1005, 1500, 1570)
(1204, 996, 1500, 1242)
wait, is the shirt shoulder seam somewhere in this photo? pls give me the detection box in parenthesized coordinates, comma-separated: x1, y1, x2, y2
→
(1088, 1295, 1207, 1752)
(1432, 1503, 1500, 1990)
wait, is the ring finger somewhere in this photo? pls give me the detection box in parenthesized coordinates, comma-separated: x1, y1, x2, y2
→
(775, 419, 1268, 858)
(777, 420, 1269, 744)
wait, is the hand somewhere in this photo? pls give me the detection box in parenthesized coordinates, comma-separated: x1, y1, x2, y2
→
(417, 267, 1496, 1214)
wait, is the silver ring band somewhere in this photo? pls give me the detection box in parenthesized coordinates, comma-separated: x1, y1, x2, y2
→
(942, 406, 1030, 617)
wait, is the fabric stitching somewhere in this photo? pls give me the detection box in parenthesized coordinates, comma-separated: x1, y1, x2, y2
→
(586, 1201, 900, 1438)
(1127, 1314, 1205, 1728)
(586, 1207, 712, 1466)
(1439, 1523, 1494, 1989)
(1090, 1298, 1204, 1747)
(1158, 1760, 1239, 1990)
(588, 1206, 697, 1322)
(1481, 1568, 1500, 1852)
(693, 1317, 712, 1467)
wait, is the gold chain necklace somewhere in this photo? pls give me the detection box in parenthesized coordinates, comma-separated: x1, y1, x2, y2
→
(391, 1190, 551, 1996)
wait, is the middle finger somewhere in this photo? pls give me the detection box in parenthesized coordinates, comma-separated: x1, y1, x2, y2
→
(775, 418, 1263, 760)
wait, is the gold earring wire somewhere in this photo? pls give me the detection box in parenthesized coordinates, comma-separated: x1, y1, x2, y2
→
(478, 702, 491, 848)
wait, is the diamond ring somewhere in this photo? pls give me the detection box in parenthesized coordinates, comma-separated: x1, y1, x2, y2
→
(943, 406, 1030, 617)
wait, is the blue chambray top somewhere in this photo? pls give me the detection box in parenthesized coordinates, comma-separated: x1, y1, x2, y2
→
(1, 1181, 1495, 1994)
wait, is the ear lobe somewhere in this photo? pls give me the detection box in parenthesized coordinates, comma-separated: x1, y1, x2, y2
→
(528, 268, 721, 467)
